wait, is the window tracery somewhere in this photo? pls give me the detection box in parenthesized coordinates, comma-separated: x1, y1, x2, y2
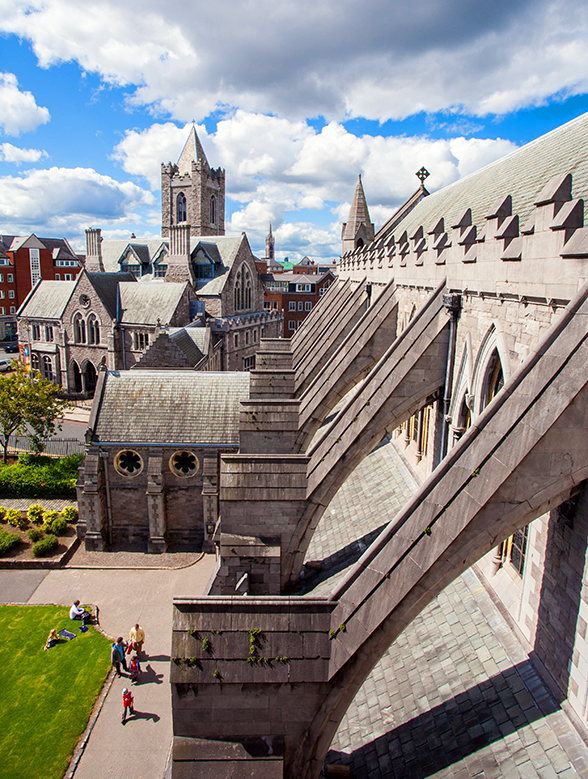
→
(177, 193, 187, 223)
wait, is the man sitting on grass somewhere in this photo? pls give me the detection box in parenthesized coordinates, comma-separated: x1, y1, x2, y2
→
(69, 600, 90, 626)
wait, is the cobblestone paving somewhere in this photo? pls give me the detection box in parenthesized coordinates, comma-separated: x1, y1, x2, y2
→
(304, 438, 588, 778)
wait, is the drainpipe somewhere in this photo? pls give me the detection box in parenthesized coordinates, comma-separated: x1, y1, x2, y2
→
(439, 293, 461, 460)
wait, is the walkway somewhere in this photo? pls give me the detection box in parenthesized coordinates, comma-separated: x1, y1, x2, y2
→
(305, 438, 588, 778)
(0, 555, 216, 779)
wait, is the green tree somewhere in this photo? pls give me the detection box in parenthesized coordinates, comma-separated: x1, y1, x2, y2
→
(0, 365, 71, 462)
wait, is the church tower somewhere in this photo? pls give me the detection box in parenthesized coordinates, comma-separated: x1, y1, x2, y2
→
(265, 223, 275, 261)
(161, 127, 225, 239)
(341, 174, 374, 255)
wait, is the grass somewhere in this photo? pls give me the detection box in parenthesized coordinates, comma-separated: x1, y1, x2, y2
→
(0, 605, 112, 779)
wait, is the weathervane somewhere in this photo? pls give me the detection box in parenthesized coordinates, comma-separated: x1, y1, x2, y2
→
(416, 166, 430, 184)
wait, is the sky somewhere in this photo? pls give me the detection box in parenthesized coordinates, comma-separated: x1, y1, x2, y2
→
(1, 0, 588, 262)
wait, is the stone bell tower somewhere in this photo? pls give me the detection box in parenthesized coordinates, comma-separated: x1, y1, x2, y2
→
(161, 127, 225, 239)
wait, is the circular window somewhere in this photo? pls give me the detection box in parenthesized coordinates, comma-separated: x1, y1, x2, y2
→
(169, 450, 199, 478)
(114, 450, 143, 477)
(79, 294, 91, 308)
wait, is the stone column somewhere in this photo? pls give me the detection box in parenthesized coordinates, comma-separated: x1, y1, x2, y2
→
(147, 449, 167, 553)
(201, 455, 219, 553)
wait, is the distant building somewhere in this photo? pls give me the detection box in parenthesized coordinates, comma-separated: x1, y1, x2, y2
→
(263, 270, 335, 337)
(0, 233, 81, 339)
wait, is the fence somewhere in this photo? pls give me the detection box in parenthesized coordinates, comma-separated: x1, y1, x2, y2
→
(6, 435, 85, 457)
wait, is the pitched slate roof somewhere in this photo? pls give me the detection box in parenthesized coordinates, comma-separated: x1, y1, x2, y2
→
(118, 281, 188, 325)
(100, 240, 168, 273)
(374, 111, 588, 245)
(17, 280, 75, 319)
(88, 272, 134, 319)
(168, 326, 207, 364)
(193, 235, 247, 296)
(93, 370, 249, 444)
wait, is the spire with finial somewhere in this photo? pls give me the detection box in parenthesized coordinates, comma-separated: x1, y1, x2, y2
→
(176, 126, 210, 175)
(265, 223, 275, 261)
(341, 174, 375, 254)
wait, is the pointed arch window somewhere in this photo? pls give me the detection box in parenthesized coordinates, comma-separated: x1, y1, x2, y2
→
(42, 355, 54, 381)
(74, 313, 86, 344)
(177, 193, 187, 223)
(210, 195, 216, 225)
(31, 353, 40, 373)
(234, 264, 253, 311)
(482, 349, 504, 409)
(88, 315, 100, 345)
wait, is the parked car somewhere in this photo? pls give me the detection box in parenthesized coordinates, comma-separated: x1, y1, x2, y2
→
(4, 343, 18, 353)
(0, 357, 14, 372)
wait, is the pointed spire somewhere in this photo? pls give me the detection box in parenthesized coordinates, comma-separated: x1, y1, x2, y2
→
(341, 174, 375, 253)
(265, 222, 275, 261)
(177, 126, 209, 175)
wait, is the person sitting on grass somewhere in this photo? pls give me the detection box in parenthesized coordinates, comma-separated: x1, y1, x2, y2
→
(43, 628, 58, 651)
(69, 600, 91, 626)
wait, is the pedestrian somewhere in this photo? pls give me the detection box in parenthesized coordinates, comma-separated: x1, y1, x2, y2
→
(129, 623, 145, 657)
(121, 687, 134, 724)
(129, 654, 141, 683)
(111, 636, 128, 676)
(69, 600, 91, 626)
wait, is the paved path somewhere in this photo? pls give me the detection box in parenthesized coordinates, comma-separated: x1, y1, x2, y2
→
(2, 556, 216, 779)
(306, 437, 588, 778)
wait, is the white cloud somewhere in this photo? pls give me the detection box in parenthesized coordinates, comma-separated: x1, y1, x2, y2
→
(0, 166, 154, 234)
(0, 72, 50, 136)
(0, 142, 47, 163)
(2, 0, 588, 123)
(111, 113, 516, 259)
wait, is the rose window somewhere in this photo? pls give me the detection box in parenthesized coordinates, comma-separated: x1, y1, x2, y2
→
(114, 450, 143, 477)
(170, 450, 199, 478)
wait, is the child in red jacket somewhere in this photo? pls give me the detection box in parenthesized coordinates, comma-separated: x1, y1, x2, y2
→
(121, 688, 134, 724)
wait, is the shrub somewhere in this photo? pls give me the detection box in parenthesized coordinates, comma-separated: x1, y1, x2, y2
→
(28, 503, 45, 525)
(27, 527, 45, 543)
(41, 510, 59, 530)
(5, 508, 27, 529)
(60, 506, 78, 524)
(0, 454, 82, 498)
(32, 535, 58, 557)
(0, 506, 6, 522)
(0, 527, 20, 555)
(49, 517, 68, 537)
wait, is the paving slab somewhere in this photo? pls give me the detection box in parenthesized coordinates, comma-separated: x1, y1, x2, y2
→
(26, 554, 217, 779)
(0, 569, 48, 602)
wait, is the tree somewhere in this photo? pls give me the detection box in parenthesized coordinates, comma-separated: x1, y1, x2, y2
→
(0, 365, 71, 462)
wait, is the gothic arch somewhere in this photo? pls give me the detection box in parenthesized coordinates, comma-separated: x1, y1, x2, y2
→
(471, 325, 510, 416)
(81, 359, 97, 394)
(210, 195, 216, 225)
(70, 360, 83, 393)
(177, 192, 187, 223)
(234, 263, 253, 311)
(73, 311, 86, 344)
(88, 314, 100, 345)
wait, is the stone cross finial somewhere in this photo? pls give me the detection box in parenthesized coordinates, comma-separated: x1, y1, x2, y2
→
(416, 166, 430, 184)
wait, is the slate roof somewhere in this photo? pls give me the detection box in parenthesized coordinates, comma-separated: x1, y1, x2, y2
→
(17, 280, 75, 319)
(100, 240, 168, 273)
(118, 281, 188, 325)
(93, 370, 249, 444)
(374, 111, 588, 245)
(88, 272, 134, 319)
(193, 235, 246, 296)
(169, 327, 206, 365)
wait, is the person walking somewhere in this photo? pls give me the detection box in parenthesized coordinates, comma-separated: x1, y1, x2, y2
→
(111, 637, 128, 677)
(129, 623, 145, 657)
(121, 687, 134, 724)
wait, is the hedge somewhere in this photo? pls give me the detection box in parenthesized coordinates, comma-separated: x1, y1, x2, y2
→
(49, 517, 68, 537)
(0, 454, 82, 498)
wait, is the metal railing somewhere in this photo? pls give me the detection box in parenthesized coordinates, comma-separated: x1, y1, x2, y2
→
(6, 435, 85, 457)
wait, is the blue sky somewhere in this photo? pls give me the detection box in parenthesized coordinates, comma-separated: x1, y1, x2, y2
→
(1, 0, 588, 260)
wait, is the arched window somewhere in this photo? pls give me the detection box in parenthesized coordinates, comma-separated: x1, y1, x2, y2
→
(71, 360, 82, 393)
(177, 193, 187, 223)
(42, 355, 53, 381)
(482, 349, 504, 409)
(88, 315, 100, 345)
(31, 353, 39, 373)
(356, 238, 364, 249)
(234, 265, 252, 311)
(210, 195, 216, 225)
(74, 313, 86, 344)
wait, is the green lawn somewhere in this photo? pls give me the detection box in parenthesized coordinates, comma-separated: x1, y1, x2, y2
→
(0, 605, 112, 779)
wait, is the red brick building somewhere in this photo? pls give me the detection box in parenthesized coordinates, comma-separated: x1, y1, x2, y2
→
(262, 270, 335, 337)
(0, 234, 81, 339)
